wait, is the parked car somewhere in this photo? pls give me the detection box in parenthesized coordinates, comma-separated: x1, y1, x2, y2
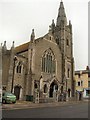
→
(2, 92, 16, 104)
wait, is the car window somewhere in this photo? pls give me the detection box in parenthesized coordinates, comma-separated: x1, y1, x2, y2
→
(7, 93, 14, 96)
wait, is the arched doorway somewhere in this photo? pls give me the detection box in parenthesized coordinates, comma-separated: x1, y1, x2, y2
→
(34, 83, 38, 89)
(44, 84, 48, 93)
(49, 81, 58, 97)
(14, 86, 21, 100)
(68, 88, 71, 97)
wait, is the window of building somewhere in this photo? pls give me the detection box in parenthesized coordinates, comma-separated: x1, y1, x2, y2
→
(61, 86, 63, 93)
(34, 83, 38, 89)
(16, 62, 22, 73)
(50, 36, 52, 40)
(56, 37, 59, 45)
(78, 74, 80, 78)
(81, 81, 83, 86)
(66, 39, 69, 46)
(16, 66, 19, 73)
(86, 90, 90, 96)
(78, 81, 80, 86)
(42, 48, 56, 73)
(67, 68, 70, 78)
(88, 81, 90, 87)
(88, 73, 90, 77)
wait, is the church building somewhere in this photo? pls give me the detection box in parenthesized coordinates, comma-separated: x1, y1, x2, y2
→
(2, 1, 75, 101)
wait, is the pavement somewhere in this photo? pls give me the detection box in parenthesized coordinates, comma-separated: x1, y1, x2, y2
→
(2, 99, 89, 110)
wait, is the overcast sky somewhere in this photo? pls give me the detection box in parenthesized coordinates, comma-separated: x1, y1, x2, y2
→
(0, 0, 88, 71)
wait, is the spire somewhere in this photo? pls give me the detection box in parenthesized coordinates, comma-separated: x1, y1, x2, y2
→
(12, 41, 14, 48)
(1, 43, 2, 47)
(0, 43, 2, 53)
(4, 41, 6, 47)
(11, 41, 14, 49)
(69, 20, 72, 33)
(56, 1, 67, 26)
(31, 29, 35, 42)
(3, 41, 7, 50)
(50, 19, 55, 34)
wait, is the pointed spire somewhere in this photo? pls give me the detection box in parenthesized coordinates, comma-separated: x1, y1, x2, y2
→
(52, 19, 55, 27)
(69, 20, 72, 33)
(3, 41, 7, 50)
(31, 29, 35, 42)
(56, 1, 67, 26)
(12, 41, 14, 48)
(51, 19, 55, 33)
(1, 43, 2, 47)
(4, 41, 6, 46)
(69, 20, 71, 25)
(0, 43, 2, 52)
(10, 41, 14, 52)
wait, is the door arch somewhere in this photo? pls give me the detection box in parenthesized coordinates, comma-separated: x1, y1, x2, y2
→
(68, 88, 71, 97)
(49, 80, 58, 97)
(14, 86, 21, 100)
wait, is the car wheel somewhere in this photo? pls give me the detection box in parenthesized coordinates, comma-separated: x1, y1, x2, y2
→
(12, 101, 16, 104)
(2, 99, 6, 104)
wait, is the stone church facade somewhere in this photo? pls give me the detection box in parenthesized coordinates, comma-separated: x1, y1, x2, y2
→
(1, 1, 75, 101)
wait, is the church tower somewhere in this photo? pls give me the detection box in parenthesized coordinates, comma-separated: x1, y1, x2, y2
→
(50, 1, 68, 52)
(50, 0, 74, 97)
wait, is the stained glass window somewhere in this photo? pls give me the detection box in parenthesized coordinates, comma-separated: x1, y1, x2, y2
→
(42, 48, 56, 73)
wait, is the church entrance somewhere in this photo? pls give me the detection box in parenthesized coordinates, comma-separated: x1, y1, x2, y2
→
(68, 88, 71, 97)
(14, 86, 21, 100)
(49, 81, 58, 97)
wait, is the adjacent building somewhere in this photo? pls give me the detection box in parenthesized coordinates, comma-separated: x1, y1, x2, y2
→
(2, 1, 75, 101)
(75, 66, 90, 98)
(0, 44, 2, 102)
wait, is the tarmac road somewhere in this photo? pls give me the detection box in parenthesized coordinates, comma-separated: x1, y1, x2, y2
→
(2, 102, 88, 118)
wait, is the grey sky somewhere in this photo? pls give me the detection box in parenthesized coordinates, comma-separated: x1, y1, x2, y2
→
(0, 0, 88, 70)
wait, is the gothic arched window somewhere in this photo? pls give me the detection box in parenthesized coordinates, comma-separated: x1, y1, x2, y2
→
(34, 83, 38, 89)
(16, 62, 22, 73)
(66, 39, 69, 46)
(42, 48, 56, 73)
(56, 37, 59, 45)
(67, 68, 70, 78)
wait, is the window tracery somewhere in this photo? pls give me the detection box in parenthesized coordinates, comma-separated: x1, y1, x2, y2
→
(42, 48, 56, 73)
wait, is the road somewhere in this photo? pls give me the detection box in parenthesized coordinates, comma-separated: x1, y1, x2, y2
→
(2, 102, 88, 118)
